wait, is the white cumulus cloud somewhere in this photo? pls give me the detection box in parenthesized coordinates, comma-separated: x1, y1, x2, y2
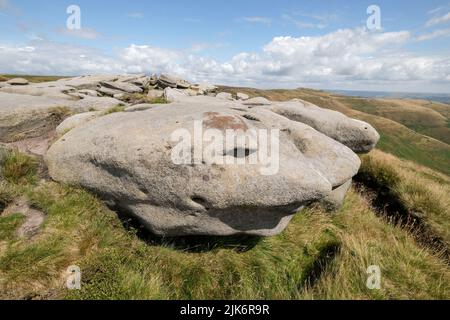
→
(0, 27, 449, 92)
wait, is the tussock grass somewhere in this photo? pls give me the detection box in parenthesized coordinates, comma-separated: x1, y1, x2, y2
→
(120, 93, 168, 105)
(358, 150, 450, 248)
(0, 74, 67, 83)
(103, 105, 126, 115)
(1, 151, 38, 184)
(0, 214, 25, 241)
(302, 190, 450, 299)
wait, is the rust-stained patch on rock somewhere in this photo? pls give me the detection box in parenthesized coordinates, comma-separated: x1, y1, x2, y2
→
(203, 112, 248, 131)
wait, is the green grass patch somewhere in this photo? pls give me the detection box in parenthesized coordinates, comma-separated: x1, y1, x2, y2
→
(0, 214, 25, 241)
(0, 74, 67, 83)
(0, 134, 448, 300)
(1, 151, 38, 184)
(103, 105, 126, 115)
(120, 93, 168, 105)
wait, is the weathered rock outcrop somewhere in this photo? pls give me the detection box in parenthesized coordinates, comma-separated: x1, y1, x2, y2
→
(0, 74, 379, 237)
(45, 93, 376, 237)
(0, 92, 124, 142)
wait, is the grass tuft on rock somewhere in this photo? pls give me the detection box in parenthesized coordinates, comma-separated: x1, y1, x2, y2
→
(103, 105, 126, 115)
(120, 93, 168, 105)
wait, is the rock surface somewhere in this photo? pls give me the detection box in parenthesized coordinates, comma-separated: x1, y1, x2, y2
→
(319, 179, 352, 212)
(124, 104, 156, 112)
(270, 100, 380, 153)
(45, 94, 368, 237)
(56, 112, 101, 135)
(237, 92, 249, 100)
(216, 92, 234, 100)
(0, 74, 380, 237)
(244, 97, 272, 106)
(101, 81, 144, 94)
(147, 89, 164, 99)
(6, 78, 29, 85)
(0, 92, 125, 142)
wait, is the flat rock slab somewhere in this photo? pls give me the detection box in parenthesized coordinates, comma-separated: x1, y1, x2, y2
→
(0, 92, 125, 142)
(101, 81, 143, 94)
(0, 82, 78, 100)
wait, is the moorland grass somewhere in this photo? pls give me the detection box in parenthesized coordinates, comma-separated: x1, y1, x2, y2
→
(0, 149, 448, 299)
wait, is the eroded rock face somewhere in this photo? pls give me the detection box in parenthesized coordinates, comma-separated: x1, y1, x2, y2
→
(0, 92, 125, 142)
(0, 93, 72, 142)
(45, 96, 368, 237)
(0, 74, 379, 237)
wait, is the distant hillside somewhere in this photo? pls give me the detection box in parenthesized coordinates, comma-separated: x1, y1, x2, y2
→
(219, 86, 450, 176)
(330, 90, 450, 104)
(0, 74, 67, 83)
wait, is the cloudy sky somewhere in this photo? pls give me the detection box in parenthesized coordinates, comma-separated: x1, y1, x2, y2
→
(1, 0, 450, 93)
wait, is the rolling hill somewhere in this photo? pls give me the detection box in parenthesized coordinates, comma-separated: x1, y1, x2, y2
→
(219, 87, 450, 176)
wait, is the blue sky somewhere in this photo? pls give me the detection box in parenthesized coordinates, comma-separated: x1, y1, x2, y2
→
(1, 0, 450, 92)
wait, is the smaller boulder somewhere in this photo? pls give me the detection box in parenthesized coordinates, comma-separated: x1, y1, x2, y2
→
(163, 87, 189, 102)
(158, 74, 178, 88)
(6, 78, 29, 86)
(147, 89, 164, 99)
(191, 83, 217, 94)
(216, 92, 234, 100)
(56, 111, 101, 135)
(149, 74, 158, 86)
(243, 97, 272, 106)
(237, 92, 250, 100)
(176, 78, 191, 89)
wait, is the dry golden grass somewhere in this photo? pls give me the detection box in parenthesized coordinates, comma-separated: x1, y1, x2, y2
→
(0, 74, 67, 83)
(359, 150, 450, 248)
(302, 190, 450, 299)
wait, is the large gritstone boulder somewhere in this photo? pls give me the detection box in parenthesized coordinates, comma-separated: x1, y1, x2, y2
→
(45, 96, 372, 237)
